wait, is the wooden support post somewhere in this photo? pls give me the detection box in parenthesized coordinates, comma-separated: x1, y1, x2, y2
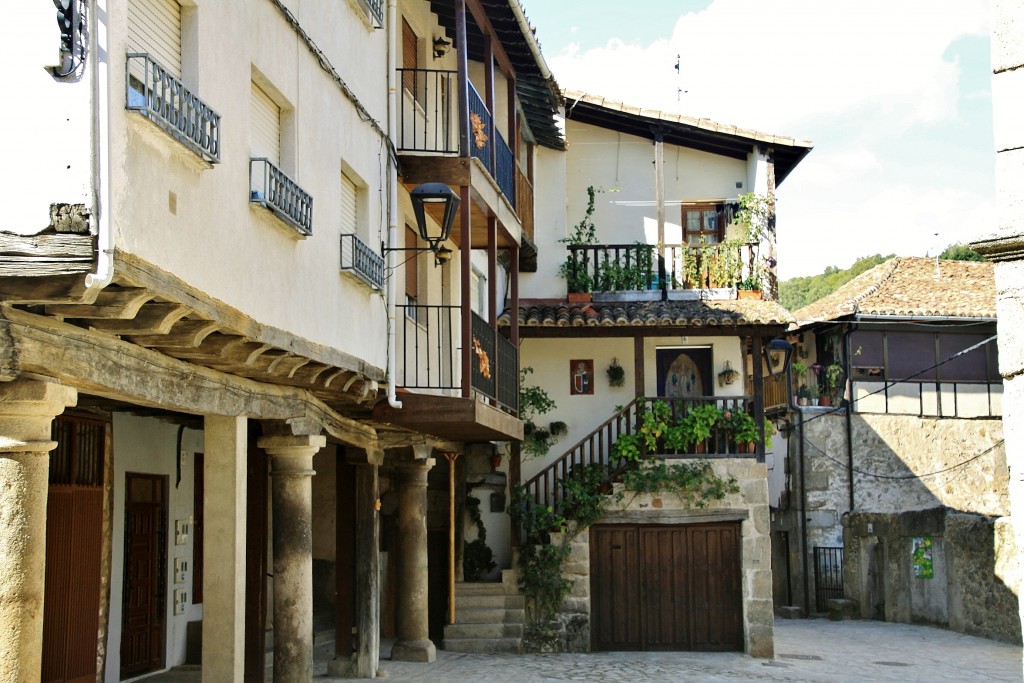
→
(455, 0, 470, 158)
(444, 452, 460, 625)
(460, 188, 472, 398)
(634, 334, 645, 398)
(752, 333, 766, 463)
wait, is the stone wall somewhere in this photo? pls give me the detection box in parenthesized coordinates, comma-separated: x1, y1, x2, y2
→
(772, 411, 1006, 615)
(550, 458, 774, 657)
(843, 509, 1021, 644)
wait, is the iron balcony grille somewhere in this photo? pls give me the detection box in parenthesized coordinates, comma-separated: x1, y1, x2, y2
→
(495, 128, 516, 210)
(396, 68, 458, 154)
(250, 158, 313, 236)
(125, 53, 221, 163)
(340, 233, 385, 290)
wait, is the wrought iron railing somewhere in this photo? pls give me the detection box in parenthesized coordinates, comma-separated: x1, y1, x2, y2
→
(125, 53, 221, 163)
(566, 242, 761, 296)
(814, 546, 845, 612)
(523, 395, 756, 511)
(396, 68, 458, 154)
(340, 233, 385, 290)
(466, 81, 493, 175)
(470, 312, 496, 399)
(495, 128, 516, 210)
(249, 158, 313, 236)
(397, 304, 459, 390)
(496, 334, 518, 413)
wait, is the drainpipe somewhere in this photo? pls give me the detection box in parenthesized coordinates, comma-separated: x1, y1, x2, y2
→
(844, 322, 857, 512)
(385, 0, 402, 409)
(85, 0, 113, 290)
(799, 408, 810, 616)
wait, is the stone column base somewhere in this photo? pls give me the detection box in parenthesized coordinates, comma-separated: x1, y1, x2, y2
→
(391, 639, 436, 663)
(326, 657, 356, 677)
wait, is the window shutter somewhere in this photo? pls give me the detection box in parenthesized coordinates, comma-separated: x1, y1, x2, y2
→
(251, 82, 281, 164)
(402, 19, 419, 95)
(405, 227, 419, 299)
(127, 0, 182, 75)
(340, 173, 358, 234)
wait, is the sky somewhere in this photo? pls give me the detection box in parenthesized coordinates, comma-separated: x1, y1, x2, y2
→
(520, 0, 995, 280)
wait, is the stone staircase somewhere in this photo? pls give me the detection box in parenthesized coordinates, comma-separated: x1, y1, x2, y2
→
(442, 572, 525, 654)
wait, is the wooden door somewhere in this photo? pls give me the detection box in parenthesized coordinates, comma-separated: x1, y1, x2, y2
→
(590, 523, 742, 652)
(120, 473, 168, 679)
(42, 414, 107, 683)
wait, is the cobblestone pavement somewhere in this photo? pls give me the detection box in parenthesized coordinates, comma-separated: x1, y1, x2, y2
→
(147, 618, 1023, 682)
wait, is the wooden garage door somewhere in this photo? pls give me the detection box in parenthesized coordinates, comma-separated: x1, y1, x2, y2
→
(591, 522, 742, 652)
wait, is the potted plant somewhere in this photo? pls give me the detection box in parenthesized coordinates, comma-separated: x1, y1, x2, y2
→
(680, 404, 723, 453)
(797, 384, 811, 406)
(549, 421, 568, 437)
(825, 362, 844, 405)
(808, 385, 821, 406)
(559, 186, 598, 302)
(736, 273, 762, 299)
(606, 358, 626, 387)
(717, 360, 739, 387)
(723, 409, 758, 453)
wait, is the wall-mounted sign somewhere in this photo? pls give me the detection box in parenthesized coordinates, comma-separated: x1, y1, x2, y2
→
(912, 536, 933, 579)
(570, 359, 594, 395)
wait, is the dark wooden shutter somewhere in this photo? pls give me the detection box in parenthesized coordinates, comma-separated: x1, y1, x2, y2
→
(406, 227, 419, 299)
(402, 19, 418, 95)
(192, 453, 204, 604)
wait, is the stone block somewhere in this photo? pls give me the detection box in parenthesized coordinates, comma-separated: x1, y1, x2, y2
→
(777, 605, 802, 619)
(562, 561, 589, 577)
(993, 68, 1024, 153)
(745, 599, 775, 630)
(746, 623, 775, 659)
(561, 597, 589, 614)
(996, 150, 1024, 237)
(827, 598, 858, 621)
(568, 575, 589, 598)
(740, 480, 768, 505)
(749, 569, 773, 600)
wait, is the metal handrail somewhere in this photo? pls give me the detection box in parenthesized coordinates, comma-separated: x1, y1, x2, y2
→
(125, 53, 221, 163)
(340, 234, 385, 290)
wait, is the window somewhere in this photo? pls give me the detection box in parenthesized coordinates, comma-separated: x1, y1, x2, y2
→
(405, 226, 419, 319)
(682, 204, 724, 244)
(850, 329, 998, 383)
(340, 172, 358, 235)
(251, 82, 281, 165)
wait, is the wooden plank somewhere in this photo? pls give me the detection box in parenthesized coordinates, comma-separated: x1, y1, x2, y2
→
(0, 233, 95, 258)
(128, 320, 222, 349)
(398, 155, 472, 186)
(0, 273, 98, 304)
(0, 256, 94, 276)
(371, 392, 523, 442)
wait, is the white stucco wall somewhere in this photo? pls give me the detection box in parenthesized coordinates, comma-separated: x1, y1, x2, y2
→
(7, 4, 94, 234)
(519, 334, 747, 483)
(107, 413, 204, 681)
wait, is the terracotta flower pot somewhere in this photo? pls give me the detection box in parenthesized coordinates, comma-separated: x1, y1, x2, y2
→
(567, 292, 592, 303)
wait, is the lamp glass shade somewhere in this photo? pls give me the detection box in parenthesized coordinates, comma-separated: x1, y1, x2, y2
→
(410, 182, 460, 248)
(766, 338, 794, 377)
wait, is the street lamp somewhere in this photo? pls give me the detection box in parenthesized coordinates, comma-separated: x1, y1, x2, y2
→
(410, 182, 460, 253)
(766, 338, 794, 377)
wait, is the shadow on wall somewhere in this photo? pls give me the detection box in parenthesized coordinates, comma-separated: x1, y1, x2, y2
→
(842, 507, 1021, 645)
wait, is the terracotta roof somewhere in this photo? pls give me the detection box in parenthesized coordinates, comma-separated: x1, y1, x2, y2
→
(791, 257, 996, 326)
(500, 298, 794, 329)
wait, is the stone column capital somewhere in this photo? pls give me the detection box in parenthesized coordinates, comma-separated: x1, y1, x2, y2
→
(258, 434, 326, 457)
(0, 377, 77, 454)
(395, 456, 436, 486)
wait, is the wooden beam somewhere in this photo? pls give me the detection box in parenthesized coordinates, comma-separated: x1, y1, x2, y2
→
(0, 233, 94, 259)
(128, 320, 222, 349)
(398, 155, 472, 187)
(0, 273, 99, 304)
(45, 288, 153, 319)
(83, 302, 188, 335)
(2, 306, 380, 451)
(464, 0, 516, 79)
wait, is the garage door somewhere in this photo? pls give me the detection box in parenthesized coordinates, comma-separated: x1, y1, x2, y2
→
(590, 522, 742, 651)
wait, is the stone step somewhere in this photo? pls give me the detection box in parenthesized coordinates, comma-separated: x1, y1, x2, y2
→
(454, 607, 525, 624)
(455, 581, 509, 595)
(456, 593, 525, 610)
(442, 637, 522, 654)
(444, 622, 523, 640)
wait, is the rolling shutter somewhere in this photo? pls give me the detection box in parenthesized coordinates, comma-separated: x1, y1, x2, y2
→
(251, 82, 281, 164)
(127, 0, 182, 75)
(402, 19, 418, 94)
(340, 173, 358, 234)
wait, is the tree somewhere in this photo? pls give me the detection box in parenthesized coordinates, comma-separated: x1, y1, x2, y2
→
(938, 243, 987, 261)
(779, 254, 893, 311)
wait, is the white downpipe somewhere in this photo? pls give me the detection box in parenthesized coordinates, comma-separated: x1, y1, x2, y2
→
(86, 0, 113, 290)
(385, 0, 402, 409)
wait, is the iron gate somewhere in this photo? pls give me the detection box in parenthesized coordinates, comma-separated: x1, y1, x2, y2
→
(813, 546, 845, 612)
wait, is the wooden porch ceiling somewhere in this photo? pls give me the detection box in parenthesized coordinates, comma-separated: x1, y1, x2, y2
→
(0, 249, 384, 415)
(372, 391, 524, 443)
(398, 155, 523, 249)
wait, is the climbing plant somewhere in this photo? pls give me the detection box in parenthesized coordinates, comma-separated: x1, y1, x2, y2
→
(463, 495, 496, 581)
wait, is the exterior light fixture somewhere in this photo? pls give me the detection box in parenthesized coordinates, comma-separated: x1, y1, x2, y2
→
(766, 338, 794, 377)
(433, 35, 452, 59)
(410, 182, 460, 253)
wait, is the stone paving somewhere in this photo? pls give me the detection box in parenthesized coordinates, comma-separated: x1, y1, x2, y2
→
(144, 618, 1023, 682)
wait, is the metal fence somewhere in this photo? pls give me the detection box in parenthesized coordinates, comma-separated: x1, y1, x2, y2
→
(340, 234, 384, 290)
(814, 546, 845, 612)
(249, 158, 313, 236)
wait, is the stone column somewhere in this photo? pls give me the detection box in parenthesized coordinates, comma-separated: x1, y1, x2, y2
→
(0, 378, 76, 683)
(202, 415, 248, 683)
(391, 456, 436, 663)
(258, 434, 326, 683)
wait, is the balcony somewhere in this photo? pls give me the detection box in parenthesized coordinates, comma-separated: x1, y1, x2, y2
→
(249, 158, 313, 237)
(396, 69, 521, 242)
(340, 234, 385, 290)
(125, 53, 221, 163)
(565, 241, 763, 301)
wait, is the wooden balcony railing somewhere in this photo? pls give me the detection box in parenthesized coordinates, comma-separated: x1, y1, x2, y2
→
(516, 166, 534, 242)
